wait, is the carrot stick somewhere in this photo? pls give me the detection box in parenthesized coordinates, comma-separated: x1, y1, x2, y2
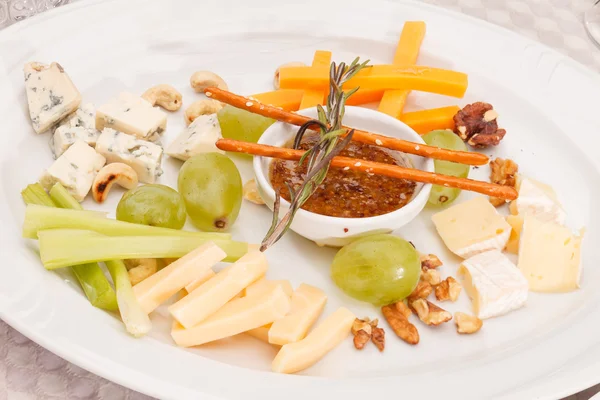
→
(205, 87, 488, 166)
(400, 106, 459, 134)
(279, 65, 468, 98)
(299, 51, 331, 109)
(378, 22, 426, 118)
(250, 90, 304, 111)
(216, 138, 516, 200)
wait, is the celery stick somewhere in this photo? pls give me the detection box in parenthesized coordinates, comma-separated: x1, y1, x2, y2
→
(21, 185, 118, 311)
(38, 229, 249, 269)
(23, 205, 232, 240)
(105, 260, 151, 337)
(21, 183, 56, 207)
(50, 183, 83, 210)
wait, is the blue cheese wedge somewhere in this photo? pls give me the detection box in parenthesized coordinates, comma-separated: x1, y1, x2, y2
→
(50, 104, 99, 158)
(517, 217, 583, 292)
(24, 62, 82, 134)
(39, 141, 106, 201)
(96, 92, 167, 141)
(431, 196, 512, 259)
(458, 250, 528, 319)
(166, 114, 224, 161)
(95, 128, 163, 183)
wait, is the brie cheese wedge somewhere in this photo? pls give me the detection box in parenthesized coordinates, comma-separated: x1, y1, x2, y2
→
(432, 196, 512, 259)
(517, 217, 583, 292)
(458, 250, 528, 319)
(513, 177, 566, 225)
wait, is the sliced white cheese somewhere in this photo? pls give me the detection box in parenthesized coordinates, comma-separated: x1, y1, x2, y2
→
(246, 324, 271, 343)
(166, 114, 224, 161)
(39, 141, 105, 202)
(517, 217, 583, 292)
(133, 242, 226, 314)
(171, 285, 291, 347)
(24, 62, 82, 133)
(243, 278, 294, 299)
(50, 103, 99, 158)
(458, 250, 528, 319)
(268, 284, 327, 346)
(272, 307, 355, 374)
(95, 128, 163, 183)
(431, 196, 512, 259)
(169, 251, 268, 328)
(514, 177, 566, 225)
(184, 269, 216, 293)
(96, 92, 167, 141)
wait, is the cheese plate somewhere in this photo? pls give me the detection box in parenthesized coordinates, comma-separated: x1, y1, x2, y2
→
(1, 0, 600, 399)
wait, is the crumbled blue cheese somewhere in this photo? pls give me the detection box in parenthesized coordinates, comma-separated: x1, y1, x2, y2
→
(50, 104, 100, 158)
(95, 128, 163, 183)
(24, 62, 82, 134)
(96, 92, 167, 141)
(39, 141, 106, 201)
(166, 114, 224, 161)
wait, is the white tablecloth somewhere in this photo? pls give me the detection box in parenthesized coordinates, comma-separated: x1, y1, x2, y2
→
(1, 0, 599, 399)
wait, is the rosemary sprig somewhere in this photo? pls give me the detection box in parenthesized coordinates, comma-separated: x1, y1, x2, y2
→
(260, 57, 370, 251)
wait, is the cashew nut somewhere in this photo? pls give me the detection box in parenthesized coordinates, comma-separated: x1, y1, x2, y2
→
(273, 61, 306, 89)
(141, 84, 182, 111)
(124, 259, 158, 285)
(92, 163, 139, 203)
(184, 99, 223, 125)
(190, 71, 228, 93)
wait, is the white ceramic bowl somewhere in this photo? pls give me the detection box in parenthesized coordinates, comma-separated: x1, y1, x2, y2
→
(253, 106, 435, 247)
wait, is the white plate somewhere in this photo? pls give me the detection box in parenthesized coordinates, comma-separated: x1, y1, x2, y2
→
(1, 0, 600, 399)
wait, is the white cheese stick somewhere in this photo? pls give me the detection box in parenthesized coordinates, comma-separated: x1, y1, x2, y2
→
(171, 285, 291, 347)
(184, 269, 217, 293)
(24, 62, 82, 133)
(39, 141, 106, 202)
(169, 251, 267, 328)
(269, 284, 327, 346)
(272, 307, 355, 374)
(432, 196, 511, 259)
(458, 250, 528, 319)
(243, 278, 294, 298)
(246, 324, 272, 343)
(518, 217, 583, 292)
(96, 92, 167, 141)
(166, 114, 224, 161)
(95, 128, 163, 183)
(133, 242, 226, 314)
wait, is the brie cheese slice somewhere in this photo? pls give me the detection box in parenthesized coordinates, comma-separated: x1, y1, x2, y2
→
(514, 177, 566, 225)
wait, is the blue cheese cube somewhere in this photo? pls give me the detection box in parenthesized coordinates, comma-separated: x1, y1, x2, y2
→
(95, 128, 163, 183)
(39, 141, 106, 201)
(166, 114, 224, 161)
(96, 92, 167, 141)
(50, 104, 100, 158)
(24, 62, 82, 134)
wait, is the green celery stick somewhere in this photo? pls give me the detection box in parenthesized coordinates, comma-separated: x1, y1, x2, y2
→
(49, 183, 83, 210)
(21, 185, 118, 311)
(38, 229, 249, 269)
(105, 260, 151, 337)
(21, 183, 56, 207)
(23, 205, 232, 240)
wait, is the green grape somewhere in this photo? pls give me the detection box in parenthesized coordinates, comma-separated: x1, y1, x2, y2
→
(217, 105, 275, 144)
(422, 129, 470, 206)
(331, 234, 420, 305)
(116, 184, 186, 229)
(177, 153, 242, 232)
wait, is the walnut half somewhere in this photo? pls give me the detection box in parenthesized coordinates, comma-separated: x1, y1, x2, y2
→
(410, 299, 452, 326)
(454, 312, 483, 334)
(381, 302, 419, 345)
(489, 158, 519, 207)
(454, 102, 506, 148)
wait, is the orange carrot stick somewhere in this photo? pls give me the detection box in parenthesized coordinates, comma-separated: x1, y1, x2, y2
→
(216, 138, 516, 200)
(400, 106, 460, 134)
(299, 50, 331, 109)
(205, 87, 487, 166)
(378, 21, 426, 117)
(250, 90, 304, 112)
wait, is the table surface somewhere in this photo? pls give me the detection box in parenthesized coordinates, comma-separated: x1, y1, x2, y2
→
(1, 0, 600, 399)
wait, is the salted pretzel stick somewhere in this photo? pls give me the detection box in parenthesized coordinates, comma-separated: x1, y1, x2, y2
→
(216, 139, 517, 200)
(205, 87, 488, 166)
